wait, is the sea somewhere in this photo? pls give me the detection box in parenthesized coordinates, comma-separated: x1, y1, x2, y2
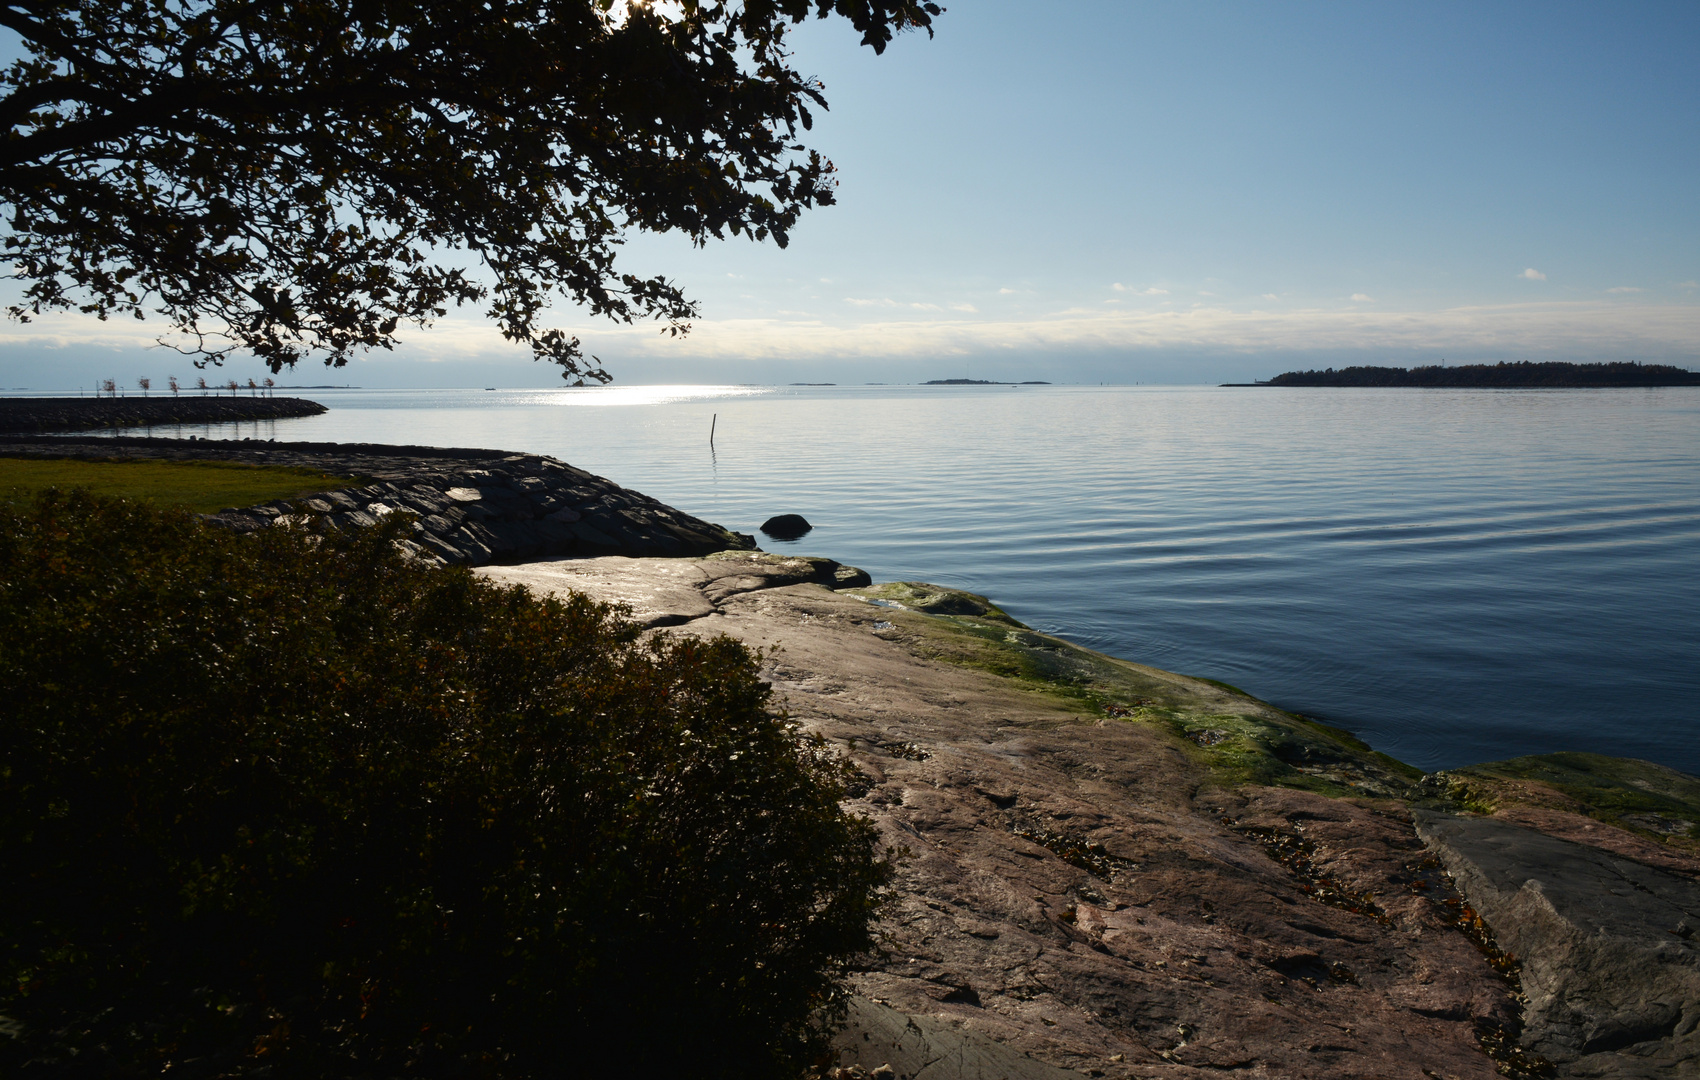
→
(68, 383, 1700, 776)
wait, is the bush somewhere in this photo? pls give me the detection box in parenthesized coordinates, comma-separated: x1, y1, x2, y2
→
(0, 490, 890, 1079)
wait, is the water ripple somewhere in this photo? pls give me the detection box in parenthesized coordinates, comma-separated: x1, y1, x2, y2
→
(103, 383, 1700, 774)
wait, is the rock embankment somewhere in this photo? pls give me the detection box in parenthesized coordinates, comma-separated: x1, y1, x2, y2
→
(0, 396, 327, 432)
(0, 435, 755, 565)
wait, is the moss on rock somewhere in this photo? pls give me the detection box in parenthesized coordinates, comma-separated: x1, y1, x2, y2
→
(1442, 752, 1700, 842)
(846, 582, 1423, 800)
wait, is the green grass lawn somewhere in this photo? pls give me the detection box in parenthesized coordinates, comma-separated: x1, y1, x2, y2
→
(0, 456, 362, 514)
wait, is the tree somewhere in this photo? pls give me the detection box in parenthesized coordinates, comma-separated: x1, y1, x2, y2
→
(136, 375, 149, 396)
(0, 0, 940, 381)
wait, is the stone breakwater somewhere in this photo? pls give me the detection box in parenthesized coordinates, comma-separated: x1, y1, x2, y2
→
(0, 395, 328, 433)
(0, 435, 756, 565)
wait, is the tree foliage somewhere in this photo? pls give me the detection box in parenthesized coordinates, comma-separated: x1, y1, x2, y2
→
(0, 490, 892, 1078)
(0, 0, 940, 379)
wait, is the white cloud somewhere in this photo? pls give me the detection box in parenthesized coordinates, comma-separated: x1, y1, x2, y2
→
(1606, 286, 1643, 294)
(11, 300, 1700, 368)
(1520, 268, 1547, 281)
(1140, 287, 1169, 296)
(1350, 293, 1374, 302)
(998, 287, 1018, 295)
(1680, 281, 1700, 290)
(843, 297, 974, 313)
(1261, 293, 1279, 301)
(1111, 282, 1126, 291)
(574, 301, 1700, 362)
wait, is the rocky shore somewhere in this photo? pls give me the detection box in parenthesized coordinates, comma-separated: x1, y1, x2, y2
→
(481, 555, 1700, 1080)
(0, 435, 755, 564)
(7, 435, 1694, 1077)
(0, 395, 328, 432)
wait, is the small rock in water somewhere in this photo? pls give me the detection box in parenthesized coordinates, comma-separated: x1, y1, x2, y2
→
(760, 513, 812, 541)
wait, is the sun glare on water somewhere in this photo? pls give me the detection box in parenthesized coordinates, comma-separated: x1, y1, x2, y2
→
(553, 385, 770, 408)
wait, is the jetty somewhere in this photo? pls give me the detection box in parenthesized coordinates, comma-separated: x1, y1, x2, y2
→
(0, 394, 328, 433)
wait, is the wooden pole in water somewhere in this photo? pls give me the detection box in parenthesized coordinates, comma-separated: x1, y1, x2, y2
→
(710, 413, 717, 448)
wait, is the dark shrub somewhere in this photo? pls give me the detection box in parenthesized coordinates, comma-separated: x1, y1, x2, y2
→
(0, 490, 890, 1078)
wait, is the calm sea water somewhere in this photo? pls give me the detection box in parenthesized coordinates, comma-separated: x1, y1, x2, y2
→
(83, 383, 1700, 775)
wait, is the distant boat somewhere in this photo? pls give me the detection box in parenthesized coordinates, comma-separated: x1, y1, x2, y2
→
(485, 387, 497, 391)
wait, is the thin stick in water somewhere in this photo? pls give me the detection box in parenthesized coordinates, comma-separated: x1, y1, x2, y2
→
(710, 413, 717, 448)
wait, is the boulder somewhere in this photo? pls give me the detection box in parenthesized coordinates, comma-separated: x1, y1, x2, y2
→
(761, 513, 813, 541)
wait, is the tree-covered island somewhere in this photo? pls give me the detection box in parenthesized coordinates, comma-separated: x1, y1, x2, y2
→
(1245, 361, 1700, 388)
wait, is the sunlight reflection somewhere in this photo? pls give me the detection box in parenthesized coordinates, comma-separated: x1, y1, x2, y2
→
(524, 385, 772, 408)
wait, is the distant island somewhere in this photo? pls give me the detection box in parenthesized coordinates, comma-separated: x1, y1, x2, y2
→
(924, 379, 1052, 385)
(1227, 361, 1700, 388)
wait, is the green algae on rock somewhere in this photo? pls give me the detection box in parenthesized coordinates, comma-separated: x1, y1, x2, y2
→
(1440, 752, 1700, 845)
(845, 582, 1424, 800)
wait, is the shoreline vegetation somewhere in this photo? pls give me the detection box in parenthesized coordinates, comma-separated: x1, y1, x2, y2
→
(6, 437, 1698, 1077)
(1224, 360, 1700, 388)
(1, 493, 882, 1078)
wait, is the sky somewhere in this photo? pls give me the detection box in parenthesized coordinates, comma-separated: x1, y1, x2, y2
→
(4, 0, 1699, 388)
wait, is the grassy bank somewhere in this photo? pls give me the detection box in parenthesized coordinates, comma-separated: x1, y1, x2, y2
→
(0, 455, 359, 513)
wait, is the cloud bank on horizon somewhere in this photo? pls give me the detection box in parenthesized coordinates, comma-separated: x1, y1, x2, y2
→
(2, 2, 1696, 388)
(9, 297, 1696, 386)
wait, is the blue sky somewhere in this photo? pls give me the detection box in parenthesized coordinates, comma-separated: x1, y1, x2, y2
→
(4, 0, 1698, 387)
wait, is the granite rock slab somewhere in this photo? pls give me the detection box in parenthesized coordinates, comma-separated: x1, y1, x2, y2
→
(488, 556, 1540, 1079)
(1415, 810, 1700, 1078)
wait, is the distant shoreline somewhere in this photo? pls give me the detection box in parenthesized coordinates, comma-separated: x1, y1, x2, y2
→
(1224, 361, 1700, 388)
(924, 379, 1052, 386)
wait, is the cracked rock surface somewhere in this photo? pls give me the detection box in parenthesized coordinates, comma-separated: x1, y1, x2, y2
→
(1415, 812, 1700, 1078)
(480, 556, 1544, 1080)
